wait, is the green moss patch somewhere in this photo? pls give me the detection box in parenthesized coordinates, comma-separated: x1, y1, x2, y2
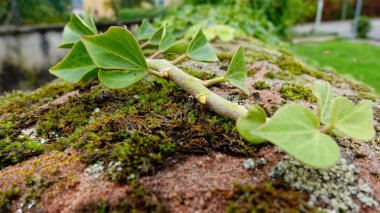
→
(252, 80, 271, 90)
(280, 84, 316, 102)
(0, 188, 20, 212)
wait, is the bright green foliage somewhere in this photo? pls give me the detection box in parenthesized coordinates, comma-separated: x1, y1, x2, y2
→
(225, 46, 249, 94)
(159, 26, 176, 53)
(236, 105, 266, 144)
(81, 27, 148, 88)
(204, 24, 235, 41)
(186, 29, 218, 62)
(137, 19, 156, 41)
(313, 81, 333, 125)
(60, 14, 97, 48)
(331, 97, 375, 140)
(150, 26, 164, 46)
(49, 41, 99, 83)
(164, 40, 189, 54)
(98, 70, 148, 89)
(254, 104, 340, 168)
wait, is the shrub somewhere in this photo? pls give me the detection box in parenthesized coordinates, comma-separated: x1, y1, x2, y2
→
(357, 16, 372, 38)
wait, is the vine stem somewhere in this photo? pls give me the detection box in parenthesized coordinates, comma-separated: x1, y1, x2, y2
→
(202, 76, 226, 87)
(321, 124, 334, 133)
(171, 54, 188, 65)
(149, 51, 161, 59)
(140, 41, 150, 49)
(147, 59, 248, 120)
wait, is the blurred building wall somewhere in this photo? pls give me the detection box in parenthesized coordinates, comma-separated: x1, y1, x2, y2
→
(75, 0, 115, 19)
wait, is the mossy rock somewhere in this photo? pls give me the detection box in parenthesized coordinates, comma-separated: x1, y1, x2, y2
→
(0, 39, 379, 212)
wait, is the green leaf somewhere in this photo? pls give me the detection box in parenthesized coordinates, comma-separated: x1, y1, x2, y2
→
(331, 97, 375, 140)
(313, 81, 333, 125)
(81, 27, 148, 88)
(236, 105, 267, 144)
(81, 26, 147, 71)
(164, 40, 189, 54)
(60, 14, 97, 48)
(149, 25, 164, 45)
(225, 46, 249, 94)
(83, 15, 98, 34)
(216, 25, 235, 42)
(98, 70, 146, 89)
(255, 104, 340, 168)
(49, 41, 98, 83)
(159, 25, 176, 52)
(137, 19, 156, 41)
(186, 29, 218, 62)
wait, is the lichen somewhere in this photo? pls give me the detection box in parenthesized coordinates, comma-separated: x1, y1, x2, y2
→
(280, 84, 316, 102)
(270, 156, 379, 212)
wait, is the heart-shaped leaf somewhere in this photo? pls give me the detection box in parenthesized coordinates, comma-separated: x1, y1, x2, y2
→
(98, 70, 146, 89)
(81, 26, 147, 71)
(255, 104, 340, 168)
(331, 97, 375, 140)
(137, 19, 156, 41)
(81, 27, 148, 88)
(236, 105, 267, 144)
(60, 14, 97, 48)
(313, 81, 333, 125)
(225, 46, 249, 95)
(165, 40, 189, 54)
(149, 25, 164, 46)
(49, 41, 99, 83)
(159, 25, 176, 53)
(186, 29, 218, 62)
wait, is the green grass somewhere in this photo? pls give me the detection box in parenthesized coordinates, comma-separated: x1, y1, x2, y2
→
(291, 39, 380, 93)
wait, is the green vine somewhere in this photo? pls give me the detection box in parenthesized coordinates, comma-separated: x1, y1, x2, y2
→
(50, 14, 375, 169)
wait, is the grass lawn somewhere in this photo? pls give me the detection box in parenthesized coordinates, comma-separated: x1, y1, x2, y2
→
(291, 39, 380, 93)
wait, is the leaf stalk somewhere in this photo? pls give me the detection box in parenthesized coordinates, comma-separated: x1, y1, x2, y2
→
(171, 54, 188, 65)
(140, 41, 150, 48)
(202, 76, 226, 87)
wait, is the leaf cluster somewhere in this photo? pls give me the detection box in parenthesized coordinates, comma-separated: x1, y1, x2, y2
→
(50, 14, 376, 169)
(237, 81, 375, 168)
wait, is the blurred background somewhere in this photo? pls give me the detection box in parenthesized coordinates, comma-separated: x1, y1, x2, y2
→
(0, 0, 379, 94)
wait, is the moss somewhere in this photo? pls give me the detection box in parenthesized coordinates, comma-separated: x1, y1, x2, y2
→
(0, 137, 44, 169)
(245, 50, 275, 64)
(0, 80, 75, 115)
(0, 188, 20, 212)
(273, 55, 334, 82)
(35, 91, 98, 139)
(226, 183, 316, 213)
(179, 66, 217, 80)
(60, 77, 254, 183)
(264, 71, 276, 79)
(252, 80, 271, 90)
(108, 131, 176, 183)
(77, 181, 165, 213)
(280, 84, 316, 102)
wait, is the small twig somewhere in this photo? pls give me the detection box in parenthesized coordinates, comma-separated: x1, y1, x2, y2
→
(202, 76, 226, 87)
(148, 68, 169, 78)
(140, 41, 150, 49)
(149, 51, 161, 59)
(171, 54, 188, 65)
